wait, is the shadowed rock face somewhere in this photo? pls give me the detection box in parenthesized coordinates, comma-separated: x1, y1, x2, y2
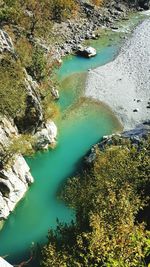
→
(0, 182, 10, 198)
(138, 0, 150, 10)
(14, 72, 43, 134)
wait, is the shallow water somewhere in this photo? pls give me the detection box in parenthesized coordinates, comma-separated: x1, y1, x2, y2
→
(0, 12, 147, 265)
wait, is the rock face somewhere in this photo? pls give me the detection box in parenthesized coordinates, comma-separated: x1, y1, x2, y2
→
(0, 117, 34, 220)
(0, 257, 13, 267)
(15, 71, 43, 134)
(138, 0, 150, 10)
(0, 29, 14, 53)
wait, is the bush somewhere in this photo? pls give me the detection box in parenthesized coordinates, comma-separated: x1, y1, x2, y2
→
(40, 137, 150, 267)
(0, 55, 27, 118)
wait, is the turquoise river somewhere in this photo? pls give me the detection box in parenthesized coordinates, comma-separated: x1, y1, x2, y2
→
(0, 12, 148, 265)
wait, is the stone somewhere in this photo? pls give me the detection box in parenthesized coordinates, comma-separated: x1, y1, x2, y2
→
(51, 88, 59, 100)
(35, 121, 57, 150)
(133, 108, 139, 112)
(77, 46, 96, 57)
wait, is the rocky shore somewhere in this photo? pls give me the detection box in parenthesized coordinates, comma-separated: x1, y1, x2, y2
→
(37, 0, 149, 60)
(85, 18, 150, 130)
(85, 121, 150, 164)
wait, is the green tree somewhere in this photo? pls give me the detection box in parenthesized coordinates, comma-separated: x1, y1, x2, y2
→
(40, 137, 150, 267)
(0, 55, 27, 118)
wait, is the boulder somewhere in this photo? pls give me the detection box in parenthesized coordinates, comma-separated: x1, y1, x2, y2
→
(77, 46, 96, 57)
(35, 121, 57, 150)
(0, 117, 34, 221)
(51, 88, 59, 100)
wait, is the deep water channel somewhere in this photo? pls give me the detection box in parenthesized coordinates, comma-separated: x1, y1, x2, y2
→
(0, 12, 148, 265)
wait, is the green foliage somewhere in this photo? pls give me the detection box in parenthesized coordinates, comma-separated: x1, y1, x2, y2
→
(27, 46, 47, 82)
(7, 134, 35, 156)
(40, 137, 150, 267)
(1, 134, 36, 167)
(0, 0, 77, 36)
(0, 55, 27, 118)
(15, 37, 33, 68)
(49, 0, 77, 22)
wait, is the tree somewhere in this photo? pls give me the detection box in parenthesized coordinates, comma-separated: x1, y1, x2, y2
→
(49, 0, 77, 22)
(40, 137, 150, 267)
(0, 55, 27, 118)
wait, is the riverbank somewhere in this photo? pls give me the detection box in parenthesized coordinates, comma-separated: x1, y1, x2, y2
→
(85, 18, 150, 130)
(40, 1, 148, 59)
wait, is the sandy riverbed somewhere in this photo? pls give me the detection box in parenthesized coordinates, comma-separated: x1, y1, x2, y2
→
(85, 19, 150, 130)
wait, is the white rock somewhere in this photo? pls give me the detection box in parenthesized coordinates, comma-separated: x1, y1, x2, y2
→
(0, 257, 13, 267)
(35, 121, 57, 149)
(0, 117, 34, 221)
(0, 30, 14, 53)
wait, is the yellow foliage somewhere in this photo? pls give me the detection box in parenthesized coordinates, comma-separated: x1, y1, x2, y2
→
(91, 0, 104, 6)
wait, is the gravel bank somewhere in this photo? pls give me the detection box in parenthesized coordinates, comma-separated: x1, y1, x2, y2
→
(85, 19, 150, 130)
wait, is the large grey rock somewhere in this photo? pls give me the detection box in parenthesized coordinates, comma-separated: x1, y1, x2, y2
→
(0, 257, 13, 267)
(0, 117, 34, 220)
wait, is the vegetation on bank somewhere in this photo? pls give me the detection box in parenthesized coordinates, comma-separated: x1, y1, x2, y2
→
(0, 0, 77, 161)
(38, 136, 150, 267)
(0, 0, 81, 121)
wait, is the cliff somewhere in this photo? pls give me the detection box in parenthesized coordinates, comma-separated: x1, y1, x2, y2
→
(0, 30, 57, 222)
(0, 117, 34, 221)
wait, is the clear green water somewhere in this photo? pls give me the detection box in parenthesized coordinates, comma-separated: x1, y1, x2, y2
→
(0, 12, 147, 265)
(0, 99, 120, 264)
(58, 45, 118, 80)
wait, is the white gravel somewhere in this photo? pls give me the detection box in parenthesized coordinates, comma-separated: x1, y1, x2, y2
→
(85, 19, 150, 130)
